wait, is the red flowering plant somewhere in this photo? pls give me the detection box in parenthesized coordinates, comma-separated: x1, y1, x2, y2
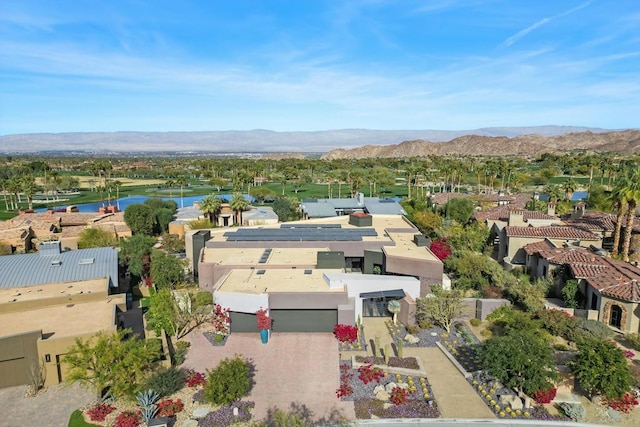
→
(358, 364, 385, 384)
(211, 304, 231, 335)
(606, 392, 639, 413)
(430, 239, 451, 261)
(114, 410, 142, 427)
(256, 308, 272, 330)
(86, 403, 115, 422)
(156, 398, 184, 417)
(333, 324, 358, 343)
(336, 363, 354, 398)
(389, 386, 410, 405)
(533, 387, 557, 404)
(185, 369, 206, 388)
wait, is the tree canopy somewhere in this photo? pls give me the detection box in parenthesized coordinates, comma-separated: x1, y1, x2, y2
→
(118, 234, 155, 279)
(478, 327, 557, 395)
(150, 249, 185, 289)
(64, 329, 160, 398)
(443, 197, 474, 224)
(77, 227, 117, 249)
(416, 285, 464, 333)
(124, 203, 155, 235)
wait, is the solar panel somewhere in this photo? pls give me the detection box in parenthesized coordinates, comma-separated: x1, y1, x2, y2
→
(224, 227, 377, 241)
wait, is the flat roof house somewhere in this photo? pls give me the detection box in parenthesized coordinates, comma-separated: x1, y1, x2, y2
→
(0, 242, 124, 389)
(187, 214, 443, 332)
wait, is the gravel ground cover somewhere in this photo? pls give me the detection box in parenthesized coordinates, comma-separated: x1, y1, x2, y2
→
(337, 359, 440, 419)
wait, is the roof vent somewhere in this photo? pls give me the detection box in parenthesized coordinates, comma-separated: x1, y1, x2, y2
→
(51, 260, 62, 266)
(256, 270, 266, 275)
(304, 269, 312, 275)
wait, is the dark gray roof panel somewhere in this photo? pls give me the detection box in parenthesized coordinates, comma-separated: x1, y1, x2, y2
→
(224, 227, 377, 242)
(0, 246, 119, 289)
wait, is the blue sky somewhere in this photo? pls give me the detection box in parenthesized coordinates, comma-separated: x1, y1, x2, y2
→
(1, 0, 638, 134)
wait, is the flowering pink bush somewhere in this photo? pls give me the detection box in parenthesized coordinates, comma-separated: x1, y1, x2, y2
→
(211, 304, 230, 335)
(333, 324, 358, 343)
(85, 403, 115, 422)
(622, 349, 635, 360)
(336, 363, 354, 398)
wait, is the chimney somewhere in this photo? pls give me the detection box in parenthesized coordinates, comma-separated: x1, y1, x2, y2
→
(547, 202, 556, 216)
(572, 202, 585, 220)
(39, 240, 62, 256)
(357, 192, 364, 205)
(508, 210, 526, 226)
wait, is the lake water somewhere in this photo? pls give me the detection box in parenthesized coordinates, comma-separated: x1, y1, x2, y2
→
(540, 191, 588, 202)
(36, 194, 253, 213)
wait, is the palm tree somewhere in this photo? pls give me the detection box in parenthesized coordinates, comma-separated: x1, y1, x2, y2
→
(620, 169, 640, 262)
(113, 180, 123, 210)
(21, 175, 38, 210)
(561, 178, 578, 201)
(230, 193, 248, 226)
(610, 176, 629, 257)
(175, 175, 187, 208)
(165, 179, 175, 198)
(543, 184, 563, 204)
(200, 195, 222, 225)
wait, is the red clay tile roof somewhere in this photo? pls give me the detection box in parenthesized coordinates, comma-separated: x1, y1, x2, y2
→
(505, 225, 601, 240)
(536, 247, 602, 265)
(562, 212, 616, 233)
(476, 207, 558, 222)
(571, 263, 608, 278)
(581, 258, 640, 302)
(523, 240, 557, 255)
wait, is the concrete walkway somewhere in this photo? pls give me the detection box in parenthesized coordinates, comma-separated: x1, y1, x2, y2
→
(406, 347, 495, 419)
(185, 331, 355, 422)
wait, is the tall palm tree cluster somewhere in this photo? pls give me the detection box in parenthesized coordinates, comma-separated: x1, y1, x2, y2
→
(611, 168, 640, 262)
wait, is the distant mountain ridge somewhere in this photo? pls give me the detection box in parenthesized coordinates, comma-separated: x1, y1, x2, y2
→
(0, 126, 615, 154)
(322, 130, 640, 159)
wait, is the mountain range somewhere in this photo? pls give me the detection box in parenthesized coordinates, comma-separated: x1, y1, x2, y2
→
(0, 125, 625, 154)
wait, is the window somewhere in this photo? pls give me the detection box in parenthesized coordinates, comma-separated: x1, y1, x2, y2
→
(610, 305, 623, 329)
(590, 294, 598, 310)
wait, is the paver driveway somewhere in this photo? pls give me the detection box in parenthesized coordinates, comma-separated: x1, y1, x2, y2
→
(1, 382, 94, 427)
(185, 331, 355, 421)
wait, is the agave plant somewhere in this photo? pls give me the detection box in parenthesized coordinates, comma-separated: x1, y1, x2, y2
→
(136, 389, 160, 423)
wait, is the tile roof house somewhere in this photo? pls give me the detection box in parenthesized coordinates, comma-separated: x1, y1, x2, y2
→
(0, 211, 131, 252)
(524, 242, 640, 333)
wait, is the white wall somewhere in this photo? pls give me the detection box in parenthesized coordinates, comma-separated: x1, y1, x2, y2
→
(214, 291, 269, 314)
(324, 273, 421, 322)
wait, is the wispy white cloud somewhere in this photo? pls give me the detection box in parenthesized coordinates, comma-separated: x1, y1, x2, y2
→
(501, 1, 593, 48)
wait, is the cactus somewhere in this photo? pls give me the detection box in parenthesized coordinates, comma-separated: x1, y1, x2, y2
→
(356, 315, 362, 340)
(374, 335, 380, 357)
(397, 338, 404, 358)
(384, 344, 390, 364)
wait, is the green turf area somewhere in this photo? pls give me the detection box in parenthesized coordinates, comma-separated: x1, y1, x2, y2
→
(68, 410, 100, 427)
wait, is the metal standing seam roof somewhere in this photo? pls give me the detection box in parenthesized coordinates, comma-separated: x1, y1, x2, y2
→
(302, 202, 338, 218)
(0, 246, 119, 289)
(364, 198, 406, 215)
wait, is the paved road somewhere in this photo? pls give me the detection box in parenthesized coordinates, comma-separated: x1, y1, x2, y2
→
(0, 382, 94, 427)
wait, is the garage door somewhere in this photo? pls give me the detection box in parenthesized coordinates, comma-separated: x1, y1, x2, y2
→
(271, 309, 337, 332)
(229, 312, 258, 332)
(0, 358, 28, 388)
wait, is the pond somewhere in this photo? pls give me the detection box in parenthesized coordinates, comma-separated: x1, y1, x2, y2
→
(36, 194, 253, 213)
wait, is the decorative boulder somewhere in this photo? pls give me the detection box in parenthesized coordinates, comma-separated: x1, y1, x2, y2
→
(192, 407, 212, 419)
(179, 421, 198, 427)
(375, 390, 390, 401)
(404, 334, 420, 344)
(384, 382, 398, 393)
(373, 384, 385, 395)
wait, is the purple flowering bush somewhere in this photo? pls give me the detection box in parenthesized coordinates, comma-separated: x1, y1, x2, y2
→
(197, 401, 254, 427)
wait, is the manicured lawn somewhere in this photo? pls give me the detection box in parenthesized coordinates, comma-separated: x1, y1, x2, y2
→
(68, 410, 100, 427)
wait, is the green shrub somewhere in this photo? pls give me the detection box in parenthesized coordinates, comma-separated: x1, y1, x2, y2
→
(569, 318, 614, 342)
(559, 402, 585, 422)
(214, 334, 225, 343)
(626, 333, 640, 351)
(534, 309, 578, 338)
(142, 366, 185, 398)
(204, 355, 252, 405)
(553, 343, 569, 351)
(417, 319, 433, 330)
(195, 291, 213, 308)
(172, 341, 190, 365)
(406, 325, 420, 335)
(470, 318, 481, 327)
